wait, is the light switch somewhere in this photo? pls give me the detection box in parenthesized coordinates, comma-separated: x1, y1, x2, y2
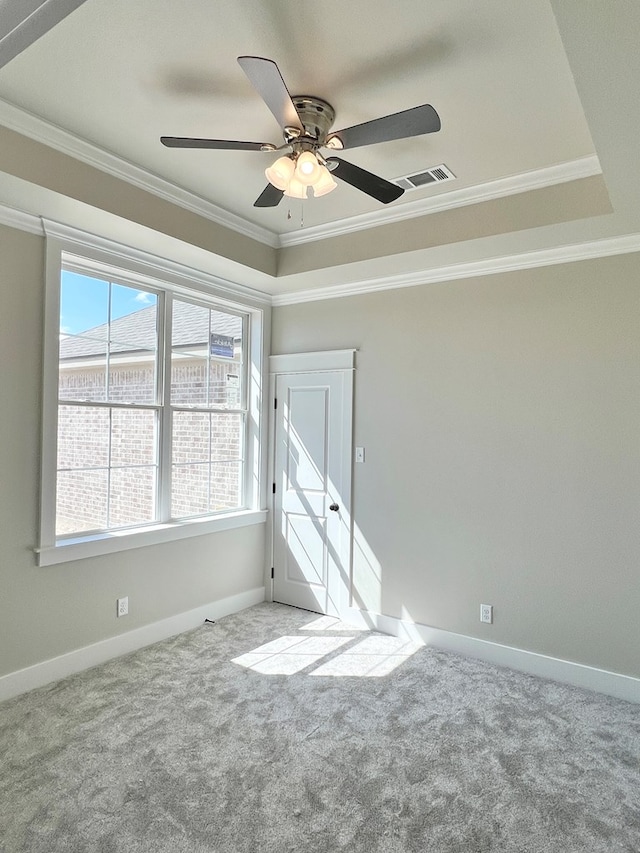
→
(355, 446, 365, 463)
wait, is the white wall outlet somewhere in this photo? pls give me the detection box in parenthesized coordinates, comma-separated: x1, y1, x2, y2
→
(117, 596, 129, 617)
(355, 446, 365, 463)
(480, 603, 493, 624)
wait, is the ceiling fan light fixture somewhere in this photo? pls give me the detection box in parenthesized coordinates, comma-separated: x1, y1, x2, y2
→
(265, 155, 295, 190)
(284, 176, 309, 199)
(311, 164, 337, 197)
(295, 151, 322, 185)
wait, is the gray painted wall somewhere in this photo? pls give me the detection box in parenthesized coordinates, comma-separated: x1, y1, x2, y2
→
(0, 224, 265, 678)
(2, 219, 639, 683)
(272, 253, 640, 678)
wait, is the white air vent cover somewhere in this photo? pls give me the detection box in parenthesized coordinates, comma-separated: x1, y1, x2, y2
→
(393, 164, 456, 191)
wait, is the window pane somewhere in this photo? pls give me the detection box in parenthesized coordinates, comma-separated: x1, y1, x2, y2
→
(171, 463, 210, 518)
(56, 406, 158, 535)
(59, 336, 107, 402)
(110, 409, 157, 466)
(57, 405, 109, 469)
(110, 285, 157, 343)
(56, 469, 108, 536)
(170, 461, 243, 518)
(171, 300, 210, 406)
(171, 414, 244, 517)
(209, 308, 243, 354)
(172, 411, 211, 464)
(209, 363, 242, 409)
(171, 300, 243, 408)
(60, 272, 109, 339)
(211, 413, 243, 460)
(108, 467, 156, 528)
(210, 461, 243, 511)
(108, 285, 158, 404)
(172, 412, 243, 462)
(108, 359, 157, 405)
(59, 272, 109, 403)
(171, 357, 209, 407)
(59, 278, 158, 405)
(171, 412, 244, 518)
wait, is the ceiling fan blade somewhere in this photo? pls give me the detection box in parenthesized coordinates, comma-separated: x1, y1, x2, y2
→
(161, 136, 272, 151)
(254, 184, 284, 208)
(329, 103, 441, 150)
(238, 56, 303, 132)
(326, 157, 404, 204)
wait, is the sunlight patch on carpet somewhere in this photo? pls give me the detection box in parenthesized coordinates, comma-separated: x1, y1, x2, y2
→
(311, 635, 423, 677)
(232, 635, 351, 674)
(232, 633, 422, 677)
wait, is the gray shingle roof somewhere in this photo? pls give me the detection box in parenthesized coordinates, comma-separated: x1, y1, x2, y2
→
(60, 301, 242, 361)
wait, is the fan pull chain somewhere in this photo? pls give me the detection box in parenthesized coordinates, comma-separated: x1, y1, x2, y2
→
(286, 202, 304, 228)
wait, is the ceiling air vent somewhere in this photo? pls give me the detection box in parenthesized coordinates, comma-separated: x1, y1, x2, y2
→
(393, 164, 456, 191)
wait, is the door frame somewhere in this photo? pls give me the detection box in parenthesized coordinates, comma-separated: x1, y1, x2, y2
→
(267, 349, 355, 617)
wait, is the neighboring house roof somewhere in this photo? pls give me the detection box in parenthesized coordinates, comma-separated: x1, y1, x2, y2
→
(59, 301, 242, 361)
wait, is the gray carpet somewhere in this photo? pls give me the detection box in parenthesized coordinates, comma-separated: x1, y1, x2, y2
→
(1, 602, 639, 853)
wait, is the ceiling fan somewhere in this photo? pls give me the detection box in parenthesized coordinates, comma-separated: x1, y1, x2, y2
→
(161, 56, 441, 208)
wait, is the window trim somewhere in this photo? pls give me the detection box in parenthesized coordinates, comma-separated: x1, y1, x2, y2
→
(35, 510, 268, 566)
(38, 233, 268, 566)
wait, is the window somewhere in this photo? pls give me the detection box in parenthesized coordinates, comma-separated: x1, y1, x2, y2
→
(38, 237, 267, 565)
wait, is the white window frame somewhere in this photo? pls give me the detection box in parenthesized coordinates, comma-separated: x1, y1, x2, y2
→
(37, 232, 268, 566)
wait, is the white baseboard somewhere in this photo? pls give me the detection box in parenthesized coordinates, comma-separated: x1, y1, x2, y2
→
(0, 586, 266, 703)
(342, 606, 640, 704)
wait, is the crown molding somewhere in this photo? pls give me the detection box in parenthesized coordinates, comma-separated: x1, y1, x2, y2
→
(272, 233, 640, 305)
(278, 155, 602, 248)
(0, 202, 42, 235)
(0, 96, 280, 248)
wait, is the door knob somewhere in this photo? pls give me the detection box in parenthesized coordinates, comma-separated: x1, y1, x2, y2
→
(329, 503, 340, 512)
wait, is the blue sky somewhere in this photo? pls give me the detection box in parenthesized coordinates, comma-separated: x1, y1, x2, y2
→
(60, 271, 156, 335)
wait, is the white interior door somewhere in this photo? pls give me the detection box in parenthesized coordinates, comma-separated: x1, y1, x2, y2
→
(272, 361, 353, 616)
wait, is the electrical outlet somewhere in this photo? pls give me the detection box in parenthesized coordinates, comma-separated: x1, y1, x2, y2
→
(117, 597, 129, 617)
(480, 603, 493, 624)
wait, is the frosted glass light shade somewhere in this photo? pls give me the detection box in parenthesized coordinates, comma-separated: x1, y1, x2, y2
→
(312, 165, 337, 197)
(284, 177, 309, 199)
(295, 151, 322, 186)
(265, 156, 295, 191)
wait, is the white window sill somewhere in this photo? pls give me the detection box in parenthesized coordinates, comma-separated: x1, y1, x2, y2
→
(35, 509, 268, 567)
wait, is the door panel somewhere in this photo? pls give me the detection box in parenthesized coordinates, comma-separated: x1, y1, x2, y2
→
(285, 513, 327, 588)
(286, 386, 328, 494)
(273, 369, 352, 616)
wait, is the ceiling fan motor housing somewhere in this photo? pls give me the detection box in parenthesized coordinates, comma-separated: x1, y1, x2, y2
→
(291, 96, 336, 145)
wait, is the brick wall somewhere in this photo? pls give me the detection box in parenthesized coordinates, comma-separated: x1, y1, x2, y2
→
(56, 357, 243, 536)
